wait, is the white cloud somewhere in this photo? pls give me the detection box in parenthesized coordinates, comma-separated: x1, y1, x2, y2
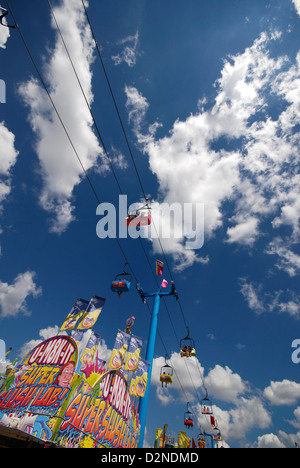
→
(0, 17, 10, 48)
(151, 353, 249, 409)
(265, 238, 300, 277)
(0, 271, 42, 319)
(125, 85, 150, 140)
(292, 0, 300, 17)
(256, 433, 286, 448)
(264, 380, 300, 406)
(112, 31, 140, 68)
(151, 352, 205, 404)
(0, 121, 19, 216)
(151, 352, 273, 444)
(239, 278, 300, 318)
(0, 122, 18, 177)
(196, 396, 271, 442)
(239, 279, 266, 314)
(19, 325, 60, 358)
(227, 397, 272, 441)
(125, 31, 300, 271)
(18, 0, 104, 234)
(0, 121, 18, 255)
(204, 365, 248, 403)
(270, 292, 300, 319)
(226, 216, 259, 247)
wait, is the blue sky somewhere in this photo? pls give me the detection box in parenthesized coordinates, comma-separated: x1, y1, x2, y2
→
(0, 0, 299, 448)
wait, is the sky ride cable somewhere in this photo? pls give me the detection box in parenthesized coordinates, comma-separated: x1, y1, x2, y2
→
(79, 0, 214, 406)
(5, 0, 217, 435)
(4, 0, 194, 409)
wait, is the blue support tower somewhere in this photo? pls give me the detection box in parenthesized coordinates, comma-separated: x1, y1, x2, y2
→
(137, 281, 178, 448)
(204, 431, 215, 449)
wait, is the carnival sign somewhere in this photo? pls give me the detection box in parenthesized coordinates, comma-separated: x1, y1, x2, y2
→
(0, 335, 140, 448)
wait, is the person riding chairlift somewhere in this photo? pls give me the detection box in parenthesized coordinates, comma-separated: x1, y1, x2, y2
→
(181, 344, 193, 357)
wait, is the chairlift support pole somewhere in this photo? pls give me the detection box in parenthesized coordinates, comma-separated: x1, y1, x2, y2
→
(137, 281, 178, 448)
(204, 431, 215, 449)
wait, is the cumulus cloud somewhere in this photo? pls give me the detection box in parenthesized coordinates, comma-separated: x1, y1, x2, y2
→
(0, 120, 19, 255)
(150, 351, 278, 444)
(256, 433, 286, 448)
(204, 365, 248, 403)
(18, 325, 60, 358)
(151, 352, 249, 410)
(195, 396, 271, 442)
(151, 352, 205, 404)
(264, 380, 300, 406)
(0, 121, 19, 208)
(292, 0, 300, 17)
(0, 15, 10, 49)
(124, 31, 300, 272)
(19, 0, 104, 234)
(0, 271, 42, 319)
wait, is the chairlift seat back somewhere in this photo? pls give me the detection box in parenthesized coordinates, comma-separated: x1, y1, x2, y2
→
(111, 279, 131, 294)
(126, 214, 151, 227)
(160, 374, 173, 384)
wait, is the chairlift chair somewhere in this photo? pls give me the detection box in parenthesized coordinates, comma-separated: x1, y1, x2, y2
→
(126, 198, 152, 227)
(201, 388, 213, 415)
(0, 7, 16, 28)
(160, 356, 173, 388)
(111, 263, 132, 297)
(184, 402, 194, 430)
(180, 327, 196, 357)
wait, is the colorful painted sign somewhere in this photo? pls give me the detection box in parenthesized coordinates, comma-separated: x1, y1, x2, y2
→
(59, 370, 139, 448)
(0, 334, 140, 448)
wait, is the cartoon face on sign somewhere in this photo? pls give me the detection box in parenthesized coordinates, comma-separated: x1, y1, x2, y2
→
(56, 362, 75, 388)
(126, 357, 138, 371)
(111, 352, 123, 370)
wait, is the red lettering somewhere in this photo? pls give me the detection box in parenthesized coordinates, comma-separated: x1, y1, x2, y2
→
(85, 400, 100, 434)
(60, 342, 75, 366)
(46, 387, 63, 407)
(0, 389, 15, 407)
(10, 387, 28, 409)
(29, 343, 45, 364)
(60, 393, 81, 432)
(33, 386, 52, 407)
(102, 373, 113, 399)
(21, 386, 37, 407)
(47, 340, 64, 365)
(98, 405, 111, 441)
(72, 394, 89, 430)
(91, 399, 107, 436)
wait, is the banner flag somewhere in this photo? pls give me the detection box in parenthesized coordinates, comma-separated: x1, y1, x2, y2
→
(178, 431, 190, 448)
(178, 431, 186, 448)
(80, 332, 102, 380)
(154, 428, 162, 448)
(161, 279, 168, 288)
(124, 334, 143, 372)
(161, 424, 168, 448)
(60, 298, 89, 331)
(108, 330, 130, 371)
(81, 331, 101, 364)
(156, 260, 164, 276)
(198, 438, 206, 448)
(129, 358, 150, 398)
(71, 329, 85, 346)
(77, 295, 105, 330)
